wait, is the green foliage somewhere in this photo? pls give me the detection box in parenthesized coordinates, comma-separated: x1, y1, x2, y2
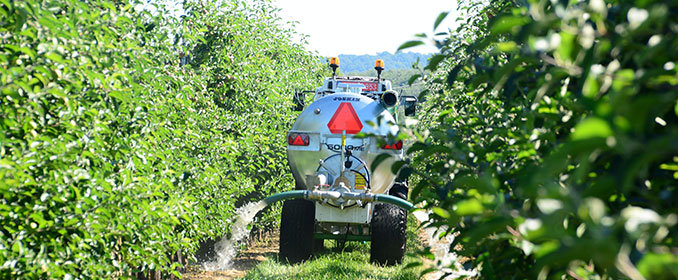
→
(401, 0, 678, 278)
(636, 253, 678, 280)
(0, 0, 325, 278)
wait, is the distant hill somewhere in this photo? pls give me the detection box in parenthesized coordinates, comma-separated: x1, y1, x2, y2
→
(330, 52, 432, 73)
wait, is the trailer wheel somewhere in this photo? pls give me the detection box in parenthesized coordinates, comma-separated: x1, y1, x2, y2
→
(370, 203, 407, 266)
(314, 239, 325, 252)
(279, 198, 315, 263)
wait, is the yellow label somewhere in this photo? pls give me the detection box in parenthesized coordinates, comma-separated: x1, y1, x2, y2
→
(354, 176, 366, 190)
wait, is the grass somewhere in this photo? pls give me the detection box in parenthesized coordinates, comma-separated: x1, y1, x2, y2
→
(240, 216, 427, 280)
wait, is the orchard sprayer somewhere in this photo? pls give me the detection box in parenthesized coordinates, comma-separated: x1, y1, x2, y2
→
(264, 57, 418, 265)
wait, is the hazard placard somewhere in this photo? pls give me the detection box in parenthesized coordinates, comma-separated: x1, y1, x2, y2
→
(327, 102, 362, 134)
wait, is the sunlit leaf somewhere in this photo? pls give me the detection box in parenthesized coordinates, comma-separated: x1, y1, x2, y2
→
(571, 117, 613, 140)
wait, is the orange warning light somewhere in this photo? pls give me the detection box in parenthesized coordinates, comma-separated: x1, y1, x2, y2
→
(330, 57, 340, 67)
(374, 59, 384, 70)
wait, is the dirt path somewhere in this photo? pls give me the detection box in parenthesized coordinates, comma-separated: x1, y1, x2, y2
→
(184, 234, 279, 280)
(413, 211, 476, 280)
(184, 213, 475, 280)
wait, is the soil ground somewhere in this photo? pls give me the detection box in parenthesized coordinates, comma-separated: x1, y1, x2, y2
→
(184, 233, 279, 280)
(184, 213, 475, 279)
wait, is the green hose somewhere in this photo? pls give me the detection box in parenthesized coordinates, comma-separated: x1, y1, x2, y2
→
(263, 190, 308, 205)
(373, 194, 414, 210)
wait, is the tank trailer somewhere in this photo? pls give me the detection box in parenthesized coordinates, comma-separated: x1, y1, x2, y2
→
(264, 57, 418, 265)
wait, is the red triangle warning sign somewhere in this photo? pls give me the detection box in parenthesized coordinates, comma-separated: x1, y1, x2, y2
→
(327, 102, 363, 134)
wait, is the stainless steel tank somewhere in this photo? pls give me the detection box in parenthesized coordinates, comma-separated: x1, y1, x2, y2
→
(287, 91, 402, 197)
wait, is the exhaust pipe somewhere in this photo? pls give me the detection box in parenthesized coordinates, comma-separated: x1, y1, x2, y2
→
(380, 90, 398, 108)
(264, 190, 413, 210)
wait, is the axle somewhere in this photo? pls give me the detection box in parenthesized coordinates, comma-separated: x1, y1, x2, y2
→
(264, 190, 413, 210)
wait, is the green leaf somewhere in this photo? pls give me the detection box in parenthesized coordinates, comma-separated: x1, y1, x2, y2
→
(454, 174, 497, 193)
(583, 73, 599, 99)
(496, 41, 518, 52)
(410, 181, 426, 201)
(406, 142, 427, 154)
(433, 11, 449, 31)
(397, 166, 413, 180)
(418, 248, 436, 260)
(612, 69, 635, 92)
(571, 117, 613, 140)
(419, 267, 438, 278)
(0, 159, 14, 169)
(397, 40, 425, 52)
(14, 7, 27, 31)
(637, 253, 678, 279)
(432, 206, 450, 219)
(404, 261, 422, 269)
(556, 31, 576, 62)
(370, 153, 392, 173)
(455, 199, 484, 215)
(391, 160, 407, 174)
(424, 55, 445, 71)
(490, 15, 529, 34)
(408, 74, 421, 86)
(659, 163, 678, 171)
(534, 241, 560, 258)
(45, 52, 63, 63)
(30, 212, 47, 228)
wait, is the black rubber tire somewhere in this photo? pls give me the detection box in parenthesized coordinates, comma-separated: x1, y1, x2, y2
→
(314, 239, 324, 252)
(370, 203, 407, 266)
(279, 198, 315, 263)
(389, 183, 409, 200)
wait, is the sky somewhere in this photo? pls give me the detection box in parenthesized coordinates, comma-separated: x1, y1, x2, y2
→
(273, 0, 459, 56)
